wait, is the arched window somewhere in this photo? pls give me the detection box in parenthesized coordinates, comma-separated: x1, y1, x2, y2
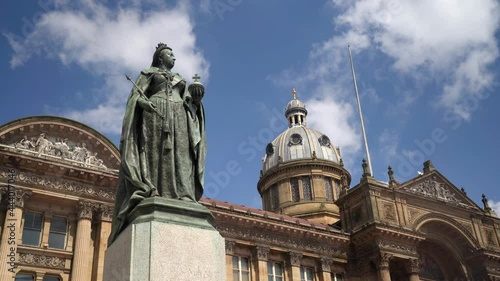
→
(271, 185, 279, 210)
(15, 273, 34, 281)
(302, 176, 312, 200)
(324, 177, 333, 201)
(291, 178, 300, 202)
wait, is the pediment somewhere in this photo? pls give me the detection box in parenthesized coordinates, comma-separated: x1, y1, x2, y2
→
(398, 171, 481, 211)
(0, 116, 120, 171)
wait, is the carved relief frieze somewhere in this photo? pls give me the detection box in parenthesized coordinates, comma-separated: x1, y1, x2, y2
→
(217, 224, 347, 258)
(18, 253, 66, 268)
(402, 176, 473, 209)
(377, 241, 417, 255)
(458, 221, 474, 237)
(407, 208, 423, 224)
(484, 228, 498, 247)
(382, 202, 397, 222)
(0, 168, 115, 202)
(6, 134, 110, 170)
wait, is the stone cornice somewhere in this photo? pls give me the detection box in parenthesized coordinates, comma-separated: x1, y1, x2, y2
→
(0, 167, 115, 202)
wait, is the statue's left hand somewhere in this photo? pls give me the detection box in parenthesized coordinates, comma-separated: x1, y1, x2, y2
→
(191, 86, 204, 105)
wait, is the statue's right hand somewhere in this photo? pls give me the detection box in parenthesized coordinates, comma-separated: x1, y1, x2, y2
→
(138, 99, 156, 112)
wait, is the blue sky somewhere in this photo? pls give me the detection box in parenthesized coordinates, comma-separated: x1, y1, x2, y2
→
(1, 0, 499, 213)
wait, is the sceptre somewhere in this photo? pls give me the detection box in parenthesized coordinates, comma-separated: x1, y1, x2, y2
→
(125, 74, 169, 133)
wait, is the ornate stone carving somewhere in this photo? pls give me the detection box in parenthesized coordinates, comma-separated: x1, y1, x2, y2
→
(18, 253, 66, 268)
(77, 201, 98, 220)
(215, 224, 348, 258)
(225, 240, 235, 255)
(408, 208, 422, 224)
(14, 188, 32, 208)
(98, 204, 114, 222)
(288, 252, 302, 266)
(485, 228, 498, 246)
(374, 252, 393, 269)
(8, 134, 108, 170)
(320, 257, 332, 272)
(378, 241, 417, 255)
(406, 258, 420, 274)
(402, 176, 465, 206)
(382, 203, 396, 222)
(0, 169, 115, 202)
(253, 246, 270, 261)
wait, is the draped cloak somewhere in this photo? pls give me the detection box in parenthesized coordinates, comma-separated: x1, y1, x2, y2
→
(108, 67, 206, 245)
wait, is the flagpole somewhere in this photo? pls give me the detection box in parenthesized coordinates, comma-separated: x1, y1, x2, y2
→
(348, 45, 373, 176)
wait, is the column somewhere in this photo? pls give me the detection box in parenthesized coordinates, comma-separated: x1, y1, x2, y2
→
(406, 258, 420, 281)
(253, 246, 270, 281)
(319, 257, 333, 281)
(375, 253, 392, 281)
(93, 205, 113, 281)
(70, 201, 97, 281)
(287, 252, 302, 281)
(0, 188, 31, 281)
(225, 240, 236, 281)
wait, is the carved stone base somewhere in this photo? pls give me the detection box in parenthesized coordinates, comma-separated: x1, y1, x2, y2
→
(103, 197, 226, 281)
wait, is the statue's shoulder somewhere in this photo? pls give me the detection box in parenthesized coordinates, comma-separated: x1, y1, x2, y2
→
(172, 72, 184, 84)
(140, 67, 161, 75)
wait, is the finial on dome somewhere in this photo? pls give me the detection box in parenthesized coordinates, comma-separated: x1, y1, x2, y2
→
(292, 88, 297, 100)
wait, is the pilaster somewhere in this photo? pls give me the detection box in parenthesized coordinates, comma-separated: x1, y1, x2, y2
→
(93, 204, 113, 281)
(253, 245, 270, 281)
(406, 258, 420, 281)
(288, 251, 302, 281)
(70, 200, 98, 281)
(0, 188, 31, 281)
(319, 257, 333, 281)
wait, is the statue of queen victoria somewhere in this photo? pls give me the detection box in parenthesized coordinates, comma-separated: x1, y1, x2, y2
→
(108, 43, 207, 244)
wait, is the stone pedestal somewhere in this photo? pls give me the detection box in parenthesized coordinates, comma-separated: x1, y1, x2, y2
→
(103, 197, 226, 281)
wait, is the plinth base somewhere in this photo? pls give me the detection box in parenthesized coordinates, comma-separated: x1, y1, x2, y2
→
(103, 197, 226, 281)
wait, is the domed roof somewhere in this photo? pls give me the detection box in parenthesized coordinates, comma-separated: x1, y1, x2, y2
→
(262, 89, 343, 175)
(262, 123, 341, 175)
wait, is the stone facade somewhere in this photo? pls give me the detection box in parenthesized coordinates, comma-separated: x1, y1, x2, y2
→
(1, 116, 499, 281)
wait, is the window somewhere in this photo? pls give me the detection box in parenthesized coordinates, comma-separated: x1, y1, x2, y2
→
(333, 180, 340, 200)
(43, 277, 61, 281)
(272, 185, 279, 210)
(48, 216, 67, 249)
(267, 261, 283, 281)
(300, 267, 314, 281)
(22, 212, 43, 246)
(291, 178, 300, 202)
(331, 273, 343, 281)
(302, 176, 312, 200)
(15, 274, 34, 281)
(232, 256, 250, 281)
(324, 177, 333, 201)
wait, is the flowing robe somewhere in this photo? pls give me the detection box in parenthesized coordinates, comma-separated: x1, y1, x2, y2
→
(109, 67, 206, 244)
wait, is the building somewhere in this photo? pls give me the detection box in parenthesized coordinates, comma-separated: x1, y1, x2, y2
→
(0, 93, 499, 281)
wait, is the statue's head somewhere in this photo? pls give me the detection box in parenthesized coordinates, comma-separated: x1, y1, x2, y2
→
(152, 43, 175, 69)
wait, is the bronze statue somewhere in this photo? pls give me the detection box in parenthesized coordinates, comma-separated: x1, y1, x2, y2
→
(109, 43, 207, 244)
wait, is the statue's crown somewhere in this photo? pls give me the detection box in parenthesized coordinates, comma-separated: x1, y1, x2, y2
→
(156, 42, 169, 50)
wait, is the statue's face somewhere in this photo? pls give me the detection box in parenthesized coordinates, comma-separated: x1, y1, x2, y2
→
(160, 48, 175, 69)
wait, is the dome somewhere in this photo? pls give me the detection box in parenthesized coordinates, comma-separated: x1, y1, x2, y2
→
(285, 99, 307, 115)
(262, 126, 341, 174)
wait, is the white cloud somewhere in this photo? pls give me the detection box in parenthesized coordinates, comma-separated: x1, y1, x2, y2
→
(378, 128, 399, 160)
(5, 0, 209, 135)
(489, 200, 500, 216)
(335, 0, 500, 120)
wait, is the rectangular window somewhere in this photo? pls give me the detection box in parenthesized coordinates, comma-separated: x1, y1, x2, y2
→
(48, 216, 67, 249)
(15, 274, 34, 281)
(22, 212, 43, 246)
(300, 267, 314, 281)
(324, 177, 333, 201)
(272, 185, 280, 210)
(43, 277, 61, 281)
(331, 273, 343, 281)
(232, 256, 250, 281)
(267, 261, 283, 281)
(333, 180, 340, 200)
(291, 178, 300, 202)
(302, 176, 312, 200)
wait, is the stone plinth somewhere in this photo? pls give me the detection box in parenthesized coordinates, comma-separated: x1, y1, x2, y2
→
(103, 197, 226, 281)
